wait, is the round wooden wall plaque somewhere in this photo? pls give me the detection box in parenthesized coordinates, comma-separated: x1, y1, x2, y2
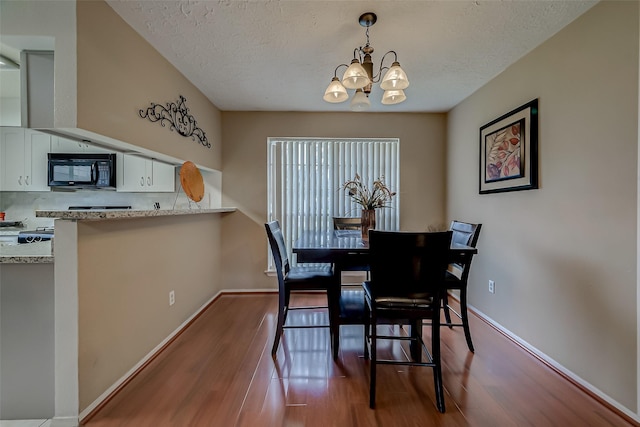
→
(179, 161, 204, 202)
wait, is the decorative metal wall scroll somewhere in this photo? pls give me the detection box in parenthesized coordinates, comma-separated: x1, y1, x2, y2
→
(138, 95, 211, 148)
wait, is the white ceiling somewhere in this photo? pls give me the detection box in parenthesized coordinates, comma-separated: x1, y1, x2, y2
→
(4, 1, 599, 113)
(105, 0, 598, 113)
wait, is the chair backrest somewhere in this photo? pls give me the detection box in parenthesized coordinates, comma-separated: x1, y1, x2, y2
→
(450, 220, 482, 248)
(368, 230, 452, 297)
(449, 221, 482, 280)
(333, 217, 361, 230)
(265, 221, 290, 288)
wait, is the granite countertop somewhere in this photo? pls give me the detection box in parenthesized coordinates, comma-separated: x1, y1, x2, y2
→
(0, 241, 54, 264)
(35, 207, 236, 221)
(1, 208, 236, 263)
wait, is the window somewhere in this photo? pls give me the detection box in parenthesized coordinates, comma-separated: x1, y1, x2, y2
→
(267, 138, 400, 267)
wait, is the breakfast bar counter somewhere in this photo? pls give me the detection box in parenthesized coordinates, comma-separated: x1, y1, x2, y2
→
(35, 207, 236, 221)
(0, 208, 237, 264)
(0, 241, 54, 263)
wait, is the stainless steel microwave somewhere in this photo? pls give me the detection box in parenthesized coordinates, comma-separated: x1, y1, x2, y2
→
(48, 153, 117, 189)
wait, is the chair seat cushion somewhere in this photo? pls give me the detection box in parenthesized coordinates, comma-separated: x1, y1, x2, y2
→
(286, 264, 334, 287)
(362, 281, 435, 309)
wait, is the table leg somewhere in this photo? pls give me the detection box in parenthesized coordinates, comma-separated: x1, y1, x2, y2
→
(410, 319, 422, 362)
(327, 286, 341, 359)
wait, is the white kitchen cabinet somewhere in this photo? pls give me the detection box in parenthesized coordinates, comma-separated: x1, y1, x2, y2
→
(117, 153, 175, 192)
(0, 127, 51, 192)
(151, 160, 176, 191)
(50, 136, 109, 154)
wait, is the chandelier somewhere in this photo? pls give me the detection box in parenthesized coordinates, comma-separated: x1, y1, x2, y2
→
(323, 12, 409, 112)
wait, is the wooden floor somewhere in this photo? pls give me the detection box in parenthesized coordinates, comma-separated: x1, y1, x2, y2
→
(83, 293, 635, 427)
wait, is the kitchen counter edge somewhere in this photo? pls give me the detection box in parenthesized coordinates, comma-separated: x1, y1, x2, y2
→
(35, 207, 237, 221)
(0, 254, 54, 264)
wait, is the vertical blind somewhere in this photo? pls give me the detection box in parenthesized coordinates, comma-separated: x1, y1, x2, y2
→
(267, 138, 400, 267)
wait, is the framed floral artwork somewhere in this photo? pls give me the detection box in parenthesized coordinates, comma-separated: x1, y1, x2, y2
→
(479, 99, 538, 194)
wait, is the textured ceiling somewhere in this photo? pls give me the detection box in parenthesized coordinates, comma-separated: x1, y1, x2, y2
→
(109, 1, 594, 113)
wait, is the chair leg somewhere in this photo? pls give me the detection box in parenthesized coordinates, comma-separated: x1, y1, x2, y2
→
(363, 303, 370, 360)
(326, 286, 341, 360)
(271, 290, 287, 356)
(460, 288, 475, 352)
(284, 288, 291, 313)
(431, 311, 446, 413)
(369, 307, 377, 409)
(409, 320, 422, 362)
(442, 292, 452, 327)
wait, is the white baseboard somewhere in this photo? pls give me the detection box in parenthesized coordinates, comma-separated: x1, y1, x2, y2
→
(50, 417, 78, 427)
(469, 304, 640, 423)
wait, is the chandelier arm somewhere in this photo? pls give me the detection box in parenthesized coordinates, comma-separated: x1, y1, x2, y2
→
(353, 48, 364, 63)
(372, 50, 399, 82)
(333, 63, 349, 78)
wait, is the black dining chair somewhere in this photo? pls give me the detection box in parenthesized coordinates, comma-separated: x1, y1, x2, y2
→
(332, 216, 370, 280)
(332, 216, 361, 231)
(265, 220, 337, 356)
(363, 230, 452, 412)
(332, 215, 369, 351)
(442, 220, 482, 352)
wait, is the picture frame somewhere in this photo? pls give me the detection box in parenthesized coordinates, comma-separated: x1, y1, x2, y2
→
(479, 99, 538, 194)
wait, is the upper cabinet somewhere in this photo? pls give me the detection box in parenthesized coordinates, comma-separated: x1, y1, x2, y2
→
(0, 127, 51, 192)
(50, 136, 109, 154)
(0, 129, 178, 194)
(116, 153, 175, 193)
(151, 160, 176, 192)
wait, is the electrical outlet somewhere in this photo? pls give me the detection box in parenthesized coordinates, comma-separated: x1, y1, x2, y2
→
(169, 290, 175, 306)
(488, 280, 495, 294)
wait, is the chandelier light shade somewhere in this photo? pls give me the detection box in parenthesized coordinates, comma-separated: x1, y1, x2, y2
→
(323, 12, 409, 111)
(323, 77, 349, 103)
(351, 89, 371, 111)
(342, 59, 370, 89)
(380, 62, 410, 90)
(381, 89, 406, 105)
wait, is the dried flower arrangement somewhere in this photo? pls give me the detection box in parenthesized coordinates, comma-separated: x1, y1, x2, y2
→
(341, 173, 396, 210)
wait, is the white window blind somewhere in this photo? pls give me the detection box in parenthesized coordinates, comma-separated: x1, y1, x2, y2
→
(267, 138, 400, 267)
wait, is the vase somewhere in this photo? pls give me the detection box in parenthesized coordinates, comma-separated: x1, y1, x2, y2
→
(361, 209, 376, 240)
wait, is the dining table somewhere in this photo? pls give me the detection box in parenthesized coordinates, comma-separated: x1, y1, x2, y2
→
(292, 229, 478, 359)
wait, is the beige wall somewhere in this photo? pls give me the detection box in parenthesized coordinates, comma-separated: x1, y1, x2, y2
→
(72, 1, 227, 412)
(76, 213, 224, 410)
(76, 0, 221, 171)
(220, 112, 447, 290)
(447, 1, 638, 412)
